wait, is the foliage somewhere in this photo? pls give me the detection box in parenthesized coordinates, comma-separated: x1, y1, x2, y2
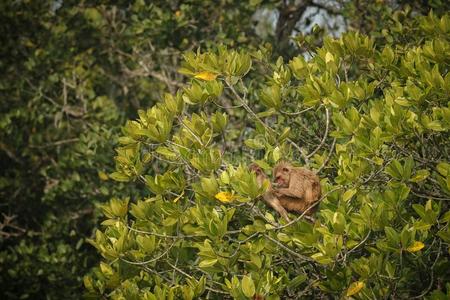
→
(0, 1, 270, 298)
(87, 11, 450, 299)
(2, 0, 449, 299)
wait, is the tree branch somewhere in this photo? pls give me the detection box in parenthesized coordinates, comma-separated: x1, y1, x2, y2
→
(307, 107, 329, 159)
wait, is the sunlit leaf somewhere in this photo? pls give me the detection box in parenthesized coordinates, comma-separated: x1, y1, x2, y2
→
(407, 241, 425, 252)
(198, 258, 218, 268)
(346, 281, 365, 297)
(194, 71, 218, 81)
(215, 191, 235, 203)
(241, 276, 256, 298)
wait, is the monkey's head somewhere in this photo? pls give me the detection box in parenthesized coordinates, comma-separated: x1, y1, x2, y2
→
(273, 161, 292, 187)
(248, 163, 268, 179)
(249, 163, 270, 188)
(248, 163, 263, 175)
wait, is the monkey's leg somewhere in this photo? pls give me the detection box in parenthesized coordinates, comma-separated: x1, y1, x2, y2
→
(265, 196, 290, 222)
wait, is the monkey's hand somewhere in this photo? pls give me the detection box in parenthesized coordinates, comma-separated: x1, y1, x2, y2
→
(272, 188, 282, 197)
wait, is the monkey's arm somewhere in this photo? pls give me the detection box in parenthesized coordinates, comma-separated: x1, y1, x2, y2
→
(263, 193, 290, 222)
(274, 185, 304, 199)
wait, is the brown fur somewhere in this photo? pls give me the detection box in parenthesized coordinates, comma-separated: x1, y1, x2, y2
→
(249, 163, 290, 221)
(273, 161, 321, 216)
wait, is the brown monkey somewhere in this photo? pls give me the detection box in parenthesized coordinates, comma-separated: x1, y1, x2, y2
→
(273, 161, 321, 216)
(249, 163, 290, 221)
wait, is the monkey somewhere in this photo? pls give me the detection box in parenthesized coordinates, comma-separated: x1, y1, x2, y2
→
(272, 161, 321, 216)
(248, 163, 291, 221)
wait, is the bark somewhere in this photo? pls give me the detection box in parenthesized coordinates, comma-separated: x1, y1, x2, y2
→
(275, 0, 312, 56)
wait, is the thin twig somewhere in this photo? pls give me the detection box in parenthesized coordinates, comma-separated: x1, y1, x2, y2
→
(264, 234, 313, 261)
(317, 137, 336, 173)
(212, 98, 244, 109)
(411, 189, 450, 201)
(0, 214, 26, 238)
(411, 240, 442, 299)
(126, 224, 196, 239)
(0, 142, 22, 164)
(167, 261, 227, 295)
(120, 242, 175, 265)
(307, 107, 330, 159)
(29, 138, 80, 149)
(346, 230, 371, 255)
(280, 106, 315, 116)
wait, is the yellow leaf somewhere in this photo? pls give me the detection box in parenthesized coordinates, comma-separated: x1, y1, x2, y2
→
(215, 191, 234, 203)
(194, 71, 218, 81)
(407, 241, 425, 252)
(346, 281, 364, 297)
(98, 171, 109, 181)
(173, 191, 185, 203)
(175, 10, 181, 17)
(325, 52, 334, 63)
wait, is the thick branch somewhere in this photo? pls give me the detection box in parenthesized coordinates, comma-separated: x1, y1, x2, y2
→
(275, 0, 312, 55)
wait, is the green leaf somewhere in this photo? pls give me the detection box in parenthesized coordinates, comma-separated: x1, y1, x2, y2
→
(410, 169, 430, 183)
(245, 138, 265, 149)
(342, 188, 357, 202)
(198, 258, 218, 268)
(403, 157, 414, 180)
(272, 146, 282, 162)
(156, 146, 178, 159)
(99, 262, 114, 276)
(288, 274, 307, 289)
(256, 108, 277, 118)
(437, 162, 450, 176)
(109, 172, 131, 182)
(136, 235, 156, 254)
(241, 276, 256, 298)
(381, 46, 395, 65)
(385, 160, 403, 180)
(310, 252, 333, 265)
(278, 127, 291, 142)
(385, 227, 399, 246)
(181, 285, 194, 300)
(259, 84, 281, 110)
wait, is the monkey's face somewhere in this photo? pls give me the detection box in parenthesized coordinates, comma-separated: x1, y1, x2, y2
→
(274, 166, 290, 187)
(249, 164, 263, 176)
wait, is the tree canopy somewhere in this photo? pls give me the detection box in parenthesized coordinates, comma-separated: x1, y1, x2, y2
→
(87, 9, 450, 300)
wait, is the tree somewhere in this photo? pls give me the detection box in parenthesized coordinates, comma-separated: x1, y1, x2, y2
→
(86, 11, 450, 299)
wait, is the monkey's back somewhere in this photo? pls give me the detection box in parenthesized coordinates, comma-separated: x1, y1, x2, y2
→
(282, 168, 321, 215)
(294, 168, 321, 198)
